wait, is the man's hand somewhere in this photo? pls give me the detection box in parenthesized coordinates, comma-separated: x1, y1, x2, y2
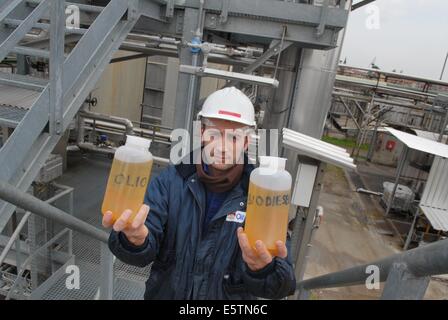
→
(102, 204, 150, 246)
(237, 227, 287, 272)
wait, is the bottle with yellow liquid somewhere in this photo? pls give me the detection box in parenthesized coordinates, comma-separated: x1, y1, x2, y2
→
(101, 135, 153, 224)
(244, 156, 292, 256)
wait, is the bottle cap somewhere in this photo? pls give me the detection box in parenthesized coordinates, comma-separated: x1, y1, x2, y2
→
(259, 156, 287, 171)
(126, 135, 151, 150)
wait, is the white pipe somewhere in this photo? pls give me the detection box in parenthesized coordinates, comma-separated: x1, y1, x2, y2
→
(282, 133, 351, 158)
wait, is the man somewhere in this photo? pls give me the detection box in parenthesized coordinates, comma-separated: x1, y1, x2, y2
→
(103, 87, 296, 299)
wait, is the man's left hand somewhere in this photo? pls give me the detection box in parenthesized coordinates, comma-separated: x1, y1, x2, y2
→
(237, 227, 287, 272)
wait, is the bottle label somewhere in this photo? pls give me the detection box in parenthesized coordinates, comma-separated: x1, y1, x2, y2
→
(226, 211, 246, 223)
(113, 173, 148, 188)
(247, 193, 290, 207)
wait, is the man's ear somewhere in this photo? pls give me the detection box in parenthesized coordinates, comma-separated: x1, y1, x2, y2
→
(244, 132, 252, 152)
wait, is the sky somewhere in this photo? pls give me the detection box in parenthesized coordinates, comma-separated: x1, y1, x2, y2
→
(340, 0, 448, 81)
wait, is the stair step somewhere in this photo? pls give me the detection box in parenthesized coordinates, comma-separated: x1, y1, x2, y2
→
(0, 71, 48, 91)
(0, 81, 42, 126)
(3, 18, 88, 35)
(0, 104, 29, 127)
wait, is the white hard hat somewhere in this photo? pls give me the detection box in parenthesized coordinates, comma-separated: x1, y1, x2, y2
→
(198, 87, 256, 127)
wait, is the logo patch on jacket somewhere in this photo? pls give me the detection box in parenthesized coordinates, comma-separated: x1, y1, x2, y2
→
(226, 211, 246, 223)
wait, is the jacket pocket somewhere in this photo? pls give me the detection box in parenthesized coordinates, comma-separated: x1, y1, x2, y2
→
(144, 250, 177, 299)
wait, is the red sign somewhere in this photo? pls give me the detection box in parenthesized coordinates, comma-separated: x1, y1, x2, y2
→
(386, 140, 396, 151)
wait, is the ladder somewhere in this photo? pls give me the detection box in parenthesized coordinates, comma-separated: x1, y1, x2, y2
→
(0, 0, 149, 233)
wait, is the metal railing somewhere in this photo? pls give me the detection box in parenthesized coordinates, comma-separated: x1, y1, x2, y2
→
(0, 179, 114, 300)
(296, 237, 448, 299)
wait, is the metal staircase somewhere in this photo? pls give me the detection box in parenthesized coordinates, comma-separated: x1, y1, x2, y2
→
(0, 0, 144, 233)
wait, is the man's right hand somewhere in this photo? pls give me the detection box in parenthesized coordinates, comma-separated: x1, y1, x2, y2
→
(102, 204, 150, 247)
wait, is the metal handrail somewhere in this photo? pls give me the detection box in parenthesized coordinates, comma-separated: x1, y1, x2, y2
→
(0, 184, 73, 266)
(0, 179, 114, 299)
(5, 228, 71, 300)
(296, 237, 448, 294)
(0, 180, 109, 243)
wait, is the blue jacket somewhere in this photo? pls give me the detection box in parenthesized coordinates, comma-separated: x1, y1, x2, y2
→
(108, 156, 296, 300)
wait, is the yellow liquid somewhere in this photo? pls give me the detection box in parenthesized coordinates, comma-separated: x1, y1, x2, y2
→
(244, 183, 291, 256)
(101, 158, 153, 224)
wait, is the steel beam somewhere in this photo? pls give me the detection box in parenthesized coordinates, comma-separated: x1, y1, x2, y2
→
(204, 13, 339, 49)
(294, 161, 326, 282)
(138, 0, 166, 22)
(352, 0, 376, 11)
(179, 65, 279, 87)
(338, 97, 362, 130)
(227, 39, 292, 88)
(49, 0, 65, 135)
(155, 0, 349, 28)
(0, 0, 25, 22)
(0, 0, 139, 233)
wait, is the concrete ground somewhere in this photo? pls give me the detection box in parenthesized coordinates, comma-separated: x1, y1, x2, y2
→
(303, 164, 448, 300)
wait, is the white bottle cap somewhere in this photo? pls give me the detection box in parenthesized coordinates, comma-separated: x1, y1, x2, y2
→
(126, 135, 151, 150)
(259, 156, 287, 171)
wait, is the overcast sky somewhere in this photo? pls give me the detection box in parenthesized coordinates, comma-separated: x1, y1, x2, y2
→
(340, 0, 448, 81)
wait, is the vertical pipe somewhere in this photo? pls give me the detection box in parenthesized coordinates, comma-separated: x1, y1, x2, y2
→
(367, 117, 380, 161)
(173, 8, 202, 135)
(99, 242, 114, 300)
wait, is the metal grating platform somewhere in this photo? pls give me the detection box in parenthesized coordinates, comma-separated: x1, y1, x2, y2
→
(0, 104, 28, 126)
(27, 154, 157, 299)
(39, 221, 150, 300)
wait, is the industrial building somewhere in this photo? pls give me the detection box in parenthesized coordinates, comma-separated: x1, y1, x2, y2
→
(0, 0, 447, 300)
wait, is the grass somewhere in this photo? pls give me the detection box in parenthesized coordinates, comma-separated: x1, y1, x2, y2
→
(322, 135, 370, 151)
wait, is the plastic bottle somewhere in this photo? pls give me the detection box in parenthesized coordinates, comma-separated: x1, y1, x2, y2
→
(101, 135, 153, 224)
(244, 156, 292, 255)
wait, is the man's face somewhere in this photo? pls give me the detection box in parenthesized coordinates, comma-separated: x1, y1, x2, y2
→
(201, 118, 251, 171)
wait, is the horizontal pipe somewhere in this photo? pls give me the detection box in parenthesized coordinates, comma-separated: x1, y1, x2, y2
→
(11, 46, 50, 59)
(119, 43, 292, 71)
(297, 238, 448, 290)
(0, 180, 109, 243)
(79, 110, 134, 135)
(82, 118, 172, 140)
(77, 142, 170, 165)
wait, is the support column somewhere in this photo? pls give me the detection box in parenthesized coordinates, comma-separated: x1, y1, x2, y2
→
(294, 161, 326, 282)
(173, 8, 203, 135)
(262, 45, 301, 131)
